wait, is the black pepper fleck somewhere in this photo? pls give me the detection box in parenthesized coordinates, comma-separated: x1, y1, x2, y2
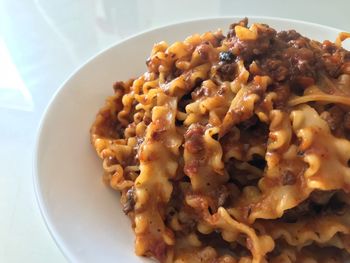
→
(219, 51, 235, 62)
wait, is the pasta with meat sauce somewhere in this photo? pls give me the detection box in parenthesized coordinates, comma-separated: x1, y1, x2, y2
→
(90, 18, 350, 262)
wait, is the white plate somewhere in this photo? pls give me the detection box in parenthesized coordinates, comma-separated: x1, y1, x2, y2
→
(34, 17, 350, 263)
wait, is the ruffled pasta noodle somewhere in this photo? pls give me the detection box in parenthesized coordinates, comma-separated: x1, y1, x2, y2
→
(90, 18, 350, 262)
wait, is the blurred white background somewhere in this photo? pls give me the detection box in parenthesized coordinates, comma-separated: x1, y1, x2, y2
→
(0, 0, 349, 262)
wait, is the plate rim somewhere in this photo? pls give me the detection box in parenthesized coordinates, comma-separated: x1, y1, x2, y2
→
(32, 15, 346, 262)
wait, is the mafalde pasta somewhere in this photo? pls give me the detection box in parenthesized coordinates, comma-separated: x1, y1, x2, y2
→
(90, 18, 350, 262)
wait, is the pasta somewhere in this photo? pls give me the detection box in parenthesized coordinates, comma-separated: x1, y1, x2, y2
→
(90, 18, 350, 262)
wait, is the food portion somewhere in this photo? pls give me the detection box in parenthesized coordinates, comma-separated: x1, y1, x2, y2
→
(90, 18, 350, 262)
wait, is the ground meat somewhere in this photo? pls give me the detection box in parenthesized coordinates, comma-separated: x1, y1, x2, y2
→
(276, 30, 302, 43)
(281, 170, 297, 185)
(322, 40, 350, 77)
(216, 62, 237, 81)
(107, 156, 118, 165)
(113, 81, 126, 93)
(320, 106, 344, 131)
(225, 21, 350, 86)
(262, 59, 289, 81)
(271, 84, 291, 108)
(143, 115, 152, 125)
(344, 112, 350, 130)
(191, 82, 217, 100)
(257, 44, 317, 84)
(95, 112, 124, 139)
(149, 240, 167, 263)
(228, 24, 276, 62)
(184, 124, 205, 154)
(151, 129, 166, 141)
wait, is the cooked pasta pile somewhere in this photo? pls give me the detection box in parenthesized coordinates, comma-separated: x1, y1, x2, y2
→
(90, 19, 350, 263)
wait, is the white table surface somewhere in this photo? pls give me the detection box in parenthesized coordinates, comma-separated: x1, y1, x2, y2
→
(1, 0, 350, 262)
